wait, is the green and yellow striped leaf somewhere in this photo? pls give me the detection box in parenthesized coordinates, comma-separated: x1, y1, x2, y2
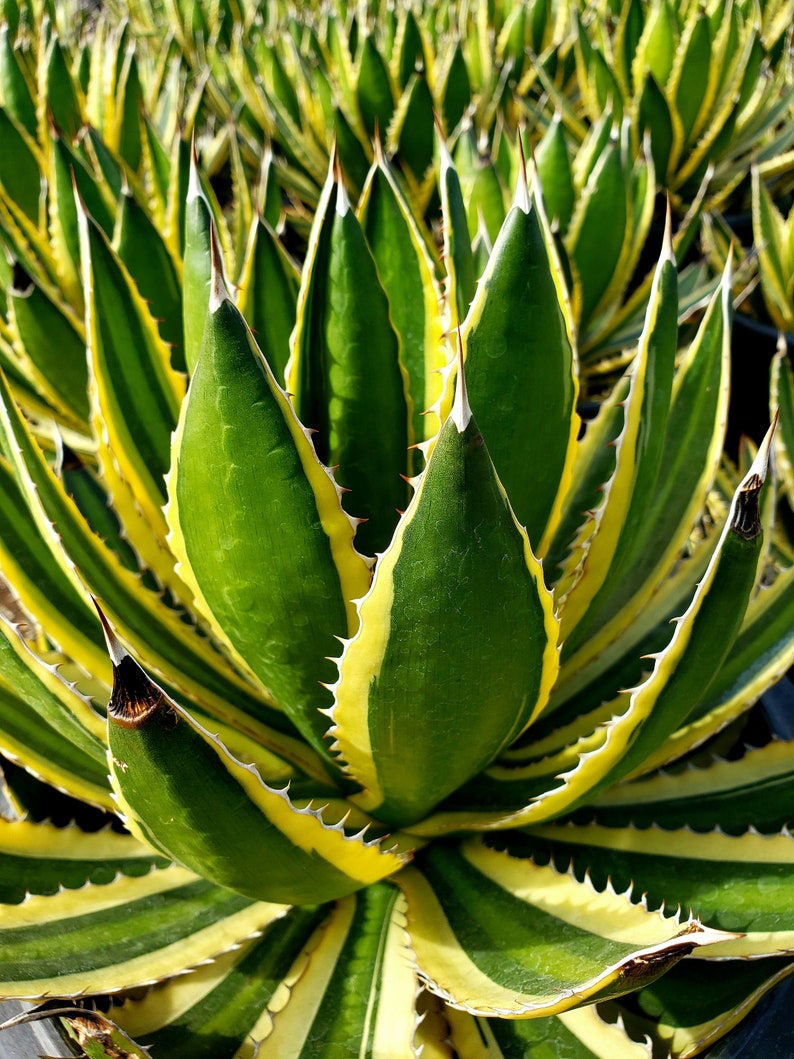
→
(590, 738, 794, 835)
(0, 817, 165, 903)
(358, 149, 445, 460)
(557, 221, 679, 645)
(113, 908, 330, 1059)
(462, 163, 579, 553)
(631, 557, 794, 774)
(166, 234, 370, 757)
(555, 251, 730, 684)
(0, 454, 110, 681)
(332, 371, 558, 828)
(114, 189, 184, 361)
(103, 617, 407, 905)
(439, 134, 475, 331)
(236, 216, 299, 385)
(612, 957, 794, 1058)
(772, 345, 794, 509)
(527, 823, 794, 958)
(79, 204, 188, 599)
(287, 156, 409, 556)
(445, 1004, 651, 1058)
(6, 272, 89, 432)
(398, 838, 729, 1017)
(0, 366, 284, 737)
(182, 144, 213, 375)
(0, 863, 285, 999)
(255, 886, 416, 1058)
(0, 614, 109, 808)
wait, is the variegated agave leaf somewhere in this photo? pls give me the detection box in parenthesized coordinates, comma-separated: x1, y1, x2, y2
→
(0, 6, 791, 1059)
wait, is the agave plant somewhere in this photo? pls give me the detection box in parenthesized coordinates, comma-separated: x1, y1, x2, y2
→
(531, 0, 794, 215)
(0, 96, 791, 1056)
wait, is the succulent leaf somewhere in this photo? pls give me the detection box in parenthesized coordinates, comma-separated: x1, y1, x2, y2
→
(287, 157, 410, 556)
(358, 150, 445, 461)
(398, 838, 730, 1016)
(528, 823, 794, 958)
(462, 165, 579, 554)
(167, 233, 370, 756)
(332, 374, 559, 827)
(0, 864, 284, 999)
(103, 614, 409, 904)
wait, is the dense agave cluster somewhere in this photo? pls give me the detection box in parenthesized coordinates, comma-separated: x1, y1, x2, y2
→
(0, 2, 792, 1058)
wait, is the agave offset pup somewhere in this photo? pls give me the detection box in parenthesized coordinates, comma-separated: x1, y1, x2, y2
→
(0, 131, 793, 1058)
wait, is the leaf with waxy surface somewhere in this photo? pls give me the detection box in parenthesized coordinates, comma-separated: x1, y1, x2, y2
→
(0, 863, 285, 1000)
(0, 367, 280, 738)
(527, 823, 794, 958)
(331, 370, 559, 827)
(439, 135, 475, 330)
(0, 818, 165, 903)
(398, 838, 730, 1017)
(102, 610, 407, 904)
(79, 204, 188, 601)
(112, 908, 330, 1058)
(462, 167, 579, 554)
(287, 156, 409, 556)
(182, 146, 213, 375)
(610, 956, 794, 1058)
(0, 616, 109, 808)
(358, 150, 445, 461)
(445, 1004, 652, 1058)
(556, 243, 730, 681)
(167, 232, 370, 757)
(589, 738, 794, 836)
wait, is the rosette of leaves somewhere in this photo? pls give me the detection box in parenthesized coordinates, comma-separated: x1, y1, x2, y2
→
(112, 0, 574, 224)
(529, 0, 794, 214)
(0, 105, 792, 1056)
(456, 109, 718, 371)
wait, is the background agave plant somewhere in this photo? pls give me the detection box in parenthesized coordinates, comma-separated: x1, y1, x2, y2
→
(0, 2, 793, 1058)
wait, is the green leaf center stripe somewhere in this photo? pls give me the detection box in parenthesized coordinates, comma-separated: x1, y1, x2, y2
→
(166, 281, 370, 756)
(294, 885, 416, 1058)
(398, 840, 722, 1016)
(0, 367, 281, 732)
(462, 185, 579, 554)
(118, 909, 330, 1057)
(81, 206, 183, 507)
(527, 825, 794, 958)
(107, 665, 407, 906)
(332, 407, 558, 827)
(0, 865, 287, 997)
(559, 235, 678, 644)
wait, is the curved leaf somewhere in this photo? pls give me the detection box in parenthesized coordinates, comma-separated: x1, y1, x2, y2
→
(398, 838, 728, 1017)
(332, 377, 560, 827)
(167, 240, 370, 756)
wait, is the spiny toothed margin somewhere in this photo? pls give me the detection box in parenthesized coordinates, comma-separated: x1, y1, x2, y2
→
(322, 342, 560, 806)
(164, 209, 373, 660)
(318, 337, 465, 786)
(396, 839, 729, 1019)
(591, 739, 794, 820)
(0, 861, 288, 999)
(76, 193, 189, 607)
(366, 133, 447, 454)
(528, 151, 579, 355)
(105, 675, 413, 867)
(554, 208, 680, 620)
(538, 817, 794, 852)
(0, 618, 114, 810)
